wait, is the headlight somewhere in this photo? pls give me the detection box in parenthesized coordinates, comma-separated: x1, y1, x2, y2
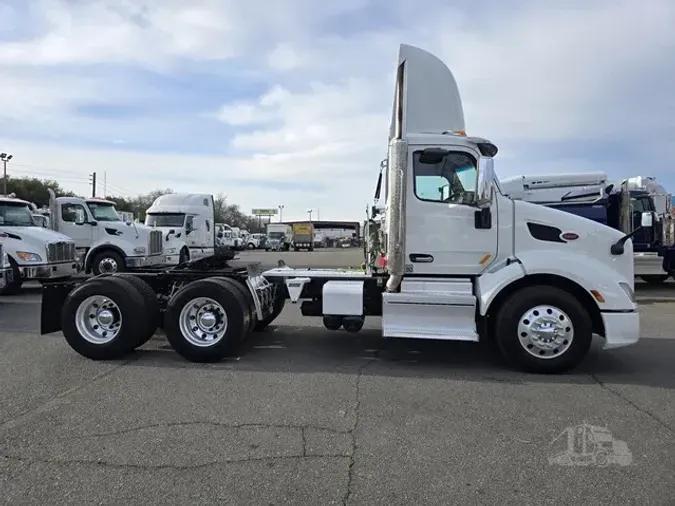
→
(618, 282, 636, 303)
(16, 251, 42, 262)
(165, 248, 177, 254)
(133, 246, 146, 254)
(2, 251, 9, 268)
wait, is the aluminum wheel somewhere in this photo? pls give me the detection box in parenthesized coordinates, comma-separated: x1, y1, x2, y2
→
(517, 304, 574, 359)
(178, 297, 229, 347)
(74, 295, 123, 344)
(99, 257, 119, 273)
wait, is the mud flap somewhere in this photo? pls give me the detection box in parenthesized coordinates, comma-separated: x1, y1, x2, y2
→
(41, 281, 77, 334)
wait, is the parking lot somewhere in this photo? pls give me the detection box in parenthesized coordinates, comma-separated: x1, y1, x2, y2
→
(1, 249, 674, 504)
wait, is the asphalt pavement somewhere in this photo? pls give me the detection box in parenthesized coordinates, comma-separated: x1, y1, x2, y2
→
(1, 249, 674, 505)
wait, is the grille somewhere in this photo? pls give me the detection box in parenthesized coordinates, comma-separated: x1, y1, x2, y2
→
(47, 241, 76, 262)
(148, 230, 163, 255)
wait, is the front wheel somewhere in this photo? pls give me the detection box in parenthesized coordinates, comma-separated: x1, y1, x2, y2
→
(493, 286, 592, 374)
(0, 257, 22, 295)
(91, 250, 126, 276)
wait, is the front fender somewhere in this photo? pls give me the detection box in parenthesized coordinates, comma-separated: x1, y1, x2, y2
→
(517, 250, 636, 311)
(84, 244, 128, 272)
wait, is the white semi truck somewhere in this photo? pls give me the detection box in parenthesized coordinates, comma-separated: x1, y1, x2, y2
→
(0, 195, 78, 295)
(40, 44, 639, 374)
(46, 190, 165, 275)
(265, 223, 292, 251)
(145, 193, 216, 266)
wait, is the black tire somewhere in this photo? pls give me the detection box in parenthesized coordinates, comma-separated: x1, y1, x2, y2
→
(0, 257, 22, 295)
(640, 275, 668, 285)
(493, 285, 592, 374)
(323, 315, 342, 331)
(247, 243, 255, 249)
(203, 277, 255, 333)
(91, 250, 126, 276)
(112, 273, 159, 347)
(265, 248, 270, 252)
(164, 279, 250, 362)
(179, 248, 189, 264)
(309, 246, 314, 252)
(61, 277, 146, 360)
(254, 289, 286, 331)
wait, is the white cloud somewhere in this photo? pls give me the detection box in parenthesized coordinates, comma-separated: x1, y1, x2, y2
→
(1, 0, 674, 222)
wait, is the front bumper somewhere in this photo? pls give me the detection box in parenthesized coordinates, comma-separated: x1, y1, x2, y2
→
(125, 253, 166, 269)
(601, 311, 640, 349)
(0, 266, 9, 289)
(633, 252, 666, 276)
(20, 262, 78, 280)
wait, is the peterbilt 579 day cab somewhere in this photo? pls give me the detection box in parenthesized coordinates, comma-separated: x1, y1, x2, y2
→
(500, 172, 674, 284)
(40, 44, 639, 374)
(47, 190, 164, 275)
(145, 193, 216, 266)
(0, 195, 78, 295)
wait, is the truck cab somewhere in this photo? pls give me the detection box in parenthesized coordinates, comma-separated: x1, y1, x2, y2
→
(262, 44, 639, 373)
(0, 195, 77, 294)
(145, 193, 216, 266)
(266, 223, 292, 251)
(47, 190, 165, 275)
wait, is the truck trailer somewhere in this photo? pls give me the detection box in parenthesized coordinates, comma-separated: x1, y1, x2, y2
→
(39, 44, 639, 374)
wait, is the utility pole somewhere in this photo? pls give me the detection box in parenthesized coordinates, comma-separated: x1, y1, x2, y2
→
(278, 204, 284, 223)
(103, 171, 107, 197)
(0, 153, 13, 195)
(89, 172, 97, 198)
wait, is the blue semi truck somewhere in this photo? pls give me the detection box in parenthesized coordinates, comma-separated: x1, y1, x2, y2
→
(500, 172, 675, 284)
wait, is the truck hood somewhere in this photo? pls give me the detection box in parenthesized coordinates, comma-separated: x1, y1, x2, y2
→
(0, 226, 73, 244)
(513, 199, 633, 280)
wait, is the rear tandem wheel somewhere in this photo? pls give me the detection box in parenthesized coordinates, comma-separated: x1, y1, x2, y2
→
(61, 276, 149, 360)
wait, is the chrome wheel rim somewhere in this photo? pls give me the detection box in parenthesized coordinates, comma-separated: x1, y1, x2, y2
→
(178, 297, 228, 347)
(75, 295, 122, 344)
(517, 305, 574, 359)
(99, 257, 118, 273)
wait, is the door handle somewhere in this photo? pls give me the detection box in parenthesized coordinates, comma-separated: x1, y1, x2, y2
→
(409, 253, 434, 263)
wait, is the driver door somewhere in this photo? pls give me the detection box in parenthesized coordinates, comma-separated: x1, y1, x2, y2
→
(404, 146, 498, 276)
(59, 203, 94, 249)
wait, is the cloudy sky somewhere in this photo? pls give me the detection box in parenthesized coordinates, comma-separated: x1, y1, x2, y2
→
(1, 0, 674, 221)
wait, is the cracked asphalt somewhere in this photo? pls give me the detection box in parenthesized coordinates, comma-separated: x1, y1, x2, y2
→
(1, 250, 674, 505)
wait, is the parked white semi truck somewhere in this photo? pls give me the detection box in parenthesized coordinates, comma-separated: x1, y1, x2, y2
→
(40, 44, 639, 374)
(0, 195, 78, 295)
(47, 190, 165, 275)
(145, 193, 216, 266)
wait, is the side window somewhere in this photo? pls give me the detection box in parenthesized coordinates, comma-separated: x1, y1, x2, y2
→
(205, 220, 210, 232)
(413, 151, 477, 204)
(61, 203, 86, 223)
(185, 215, 194, 231)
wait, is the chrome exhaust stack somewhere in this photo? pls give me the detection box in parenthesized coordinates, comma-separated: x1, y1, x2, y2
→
(385, 61, 407, 293)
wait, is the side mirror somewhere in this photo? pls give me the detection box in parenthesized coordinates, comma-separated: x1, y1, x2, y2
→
(74, 215, 85, 225)
(475, 157, 496, 209)
(641, 212, 653, 228)
(217, 232, 223, 238)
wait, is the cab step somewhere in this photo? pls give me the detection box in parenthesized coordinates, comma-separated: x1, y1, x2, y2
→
(382, 278, 478, 341)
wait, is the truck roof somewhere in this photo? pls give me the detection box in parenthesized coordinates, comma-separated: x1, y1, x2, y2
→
(0, 195, 31, 205)
(147, 193, 212, 214)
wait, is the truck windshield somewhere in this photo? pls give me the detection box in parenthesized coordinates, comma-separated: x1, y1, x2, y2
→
(268, 232, 285, 239)
(87, 203, 121, 222)
(145, 213, 186, 228)
(0, 202, 35, 226)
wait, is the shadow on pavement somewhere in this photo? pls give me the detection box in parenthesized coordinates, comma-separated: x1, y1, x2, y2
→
(119, 325, 675, 391)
